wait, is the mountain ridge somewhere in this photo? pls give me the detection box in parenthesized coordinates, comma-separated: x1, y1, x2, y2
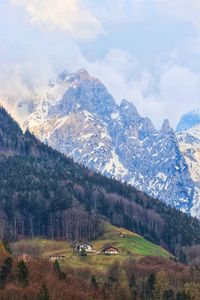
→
(24, 69, 195, 215)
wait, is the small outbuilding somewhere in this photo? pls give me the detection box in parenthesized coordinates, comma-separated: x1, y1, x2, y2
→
(49, 255, 65, 261)
(102, 246, 119, 255)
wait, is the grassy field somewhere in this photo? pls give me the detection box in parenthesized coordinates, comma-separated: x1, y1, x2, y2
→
(11, 223, 170, 272)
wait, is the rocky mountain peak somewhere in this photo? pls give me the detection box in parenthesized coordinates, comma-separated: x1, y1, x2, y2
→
(24, 69, 197, 217)
(120, 99, 138, 113)
(162, 119, 171, 132)
(69, 68, 91, 82)
(57, 69, 91, 83)
(63, 70, 117, 118)
(120, 99, 140, 124)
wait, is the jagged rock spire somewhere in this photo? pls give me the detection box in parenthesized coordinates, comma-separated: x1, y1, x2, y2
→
(162, 119, 170, 131)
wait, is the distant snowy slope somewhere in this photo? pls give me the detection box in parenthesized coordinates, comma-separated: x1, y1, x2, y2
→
(177, 109, 200, 132)
(177, 120, 200, 217)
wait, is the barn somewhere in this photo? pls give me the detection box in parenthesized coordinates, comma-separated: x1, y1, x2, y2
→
(102, 246, 119, 255)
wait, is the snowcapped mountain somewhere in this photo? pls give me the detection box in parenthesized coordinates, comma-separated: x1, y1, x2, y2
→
(177, 109, 200, 132)
(24, 69, 195, 214)
(176, 111, 200, 217)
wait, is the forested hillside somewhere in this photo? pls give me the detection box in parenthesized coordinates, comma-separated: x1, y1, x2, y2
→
(0, 106, 200, 258)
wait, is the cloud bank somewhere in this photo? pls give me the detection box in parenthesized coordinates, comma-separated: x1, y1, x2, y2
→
(11, 0, 104, 40)
(154, 0, 200, 29)
(1, 0, 200, 129)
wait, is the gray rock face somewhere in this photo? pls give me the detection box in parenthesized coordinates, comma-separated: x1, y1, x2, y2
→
(24, 69, 195, 214)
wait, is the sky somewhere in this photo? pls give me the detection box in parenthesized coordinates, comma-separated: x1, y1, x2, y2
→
(1, 0, 200, 128)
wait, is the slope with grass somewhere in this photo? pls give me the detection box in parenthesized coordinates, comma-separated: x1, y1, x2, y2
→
(11, 223, 170, 271)
(93, 223, 169, 257)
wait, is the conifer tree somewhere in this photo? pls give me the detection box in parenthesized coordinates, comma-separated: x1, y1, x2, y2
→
(53, 259, 65, 280)
(0, 257, 13, 289)
(53, 260, 61, 275)
(16, 260, 29, 287)
(128, 273, 137, 299)
(141, 273, 156, 300)
(176, 291, 191, 300)
(106, 260, 121, 289)
(163, 289, 174, 300)
(91, 275, 98, 289)
(37, 283, 50, 300)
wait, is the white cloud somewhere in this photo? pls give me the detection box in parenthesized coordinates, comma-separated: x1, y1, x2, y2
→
(0, 46, 152, 125)
(11, 0, 104, 40)
(86, 50, 200, 129)
(0, 55, 57, 121)
(0, 38, 88, 122)
(154, 0, 200, 29)
(90, 0, 148, 25)
(145, 65, 200, 128)
(85, 49, 151, 110)
(2, 44, 200, 130)
(2, 1, 200, 129)
(159, 65, 200, 122)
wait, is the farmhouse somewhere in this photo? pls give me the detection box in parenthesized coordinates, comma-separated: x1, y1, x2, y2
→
(49, 255, 65, 261)
(118, 231, 124, 237)
(102, 246, 119, 255)
(76, 243, 96, 253)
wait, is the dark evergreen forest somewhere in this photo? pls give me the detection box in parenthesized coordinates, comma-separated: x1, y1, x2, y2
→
(0, 106, 200, 259)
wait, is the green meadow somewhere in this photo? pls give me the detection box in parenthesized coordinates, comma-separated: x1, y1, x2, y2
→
(10, 223, 170, 271)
